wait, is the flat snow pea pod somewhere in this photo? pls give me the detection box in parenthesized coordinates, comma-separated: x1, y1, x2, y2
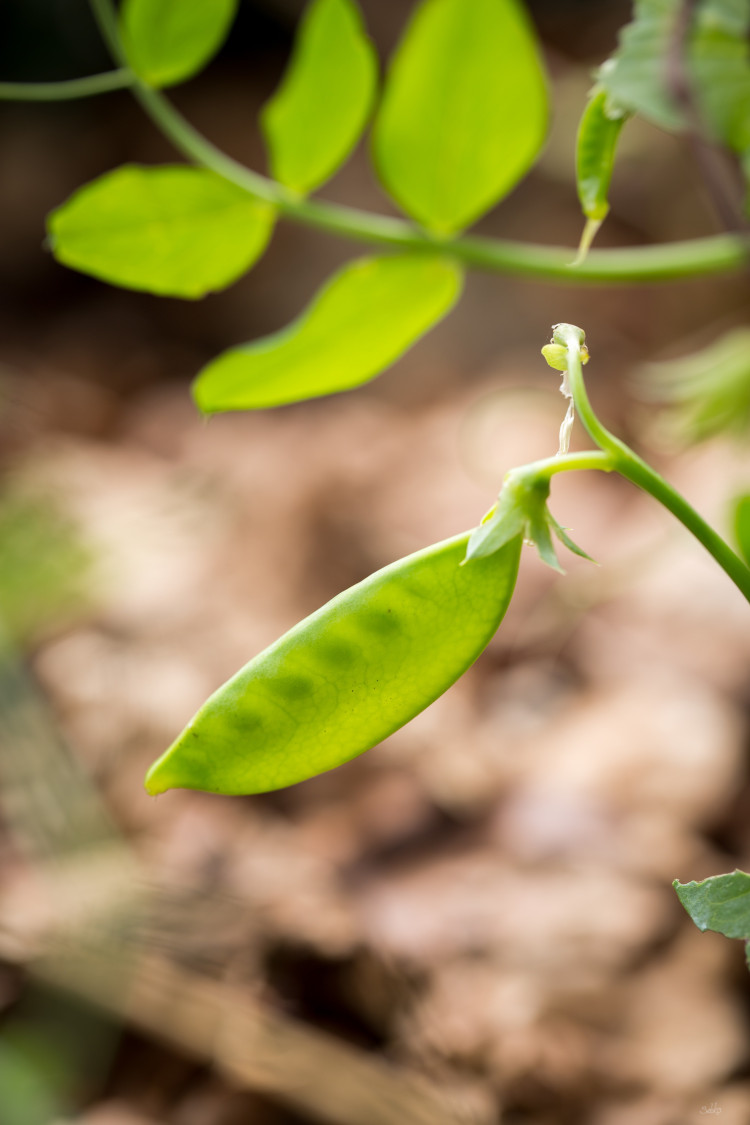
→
(574, 88, 629, 262)
(145, 531, 522, 796)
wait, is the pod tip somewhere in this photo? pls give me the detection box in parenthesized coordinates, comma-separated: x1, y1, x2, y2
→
(144, 758, 171, 796)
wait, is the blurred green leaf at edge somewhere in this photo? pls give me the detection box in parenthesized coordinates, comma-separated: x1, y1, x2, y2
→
(675, 870, 750, 968)
(597, 0, 750, 159)
(120, 0, 240, 88)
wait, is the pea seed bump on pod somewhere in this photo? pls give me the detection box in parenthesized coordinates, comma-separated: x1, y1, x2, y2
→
(145, 531, 522, 796)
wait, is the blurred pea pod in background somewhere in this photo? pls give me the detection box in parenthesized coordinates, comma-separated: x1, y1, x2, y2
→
(574, 88, 629, 262)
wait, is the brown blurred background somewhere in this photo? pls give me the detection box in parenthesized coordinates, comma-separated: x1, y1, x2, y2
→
(2, 2, 750, 1124)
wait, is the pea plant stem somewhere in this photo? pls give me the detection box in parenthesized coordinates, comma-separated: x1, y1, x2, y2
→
(516, 451, 616, 480)
(555, 323, 750, 604)
(0, 70, 134, 100)
(79, 0, 750, 285)
(113, 97, 750, 283)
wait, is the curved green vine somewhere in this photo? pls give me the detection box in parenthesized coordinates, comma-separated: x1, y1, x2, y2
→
(0, 0, 713, 287)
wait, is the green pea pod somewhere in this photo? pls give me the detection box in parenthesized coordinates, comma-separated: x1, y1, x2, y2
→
(145, 531, 522, 796)
(574, 88, 628, 263)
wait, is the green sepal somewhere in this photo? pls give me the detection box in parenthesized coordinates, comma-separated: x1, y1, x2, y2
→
(549, 514, 597, 563)
(551, 322, 587, 349)
(542, 328, 590, 372)
(528, 505, 563, 572)
(465, 468, 594, 574)
(463, 487, 525, 562)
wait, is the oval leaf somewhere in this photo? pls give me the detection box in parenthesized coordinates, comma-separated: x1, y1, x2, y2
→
(120, 0, 239, 88)
(193, 254, 463, 411)
(47, 165, 275, 299)
(674, 870, 750, 939)
(145, 532, 521, 795)
(262, 0, 378, 194)
(372, 0, 548, 235)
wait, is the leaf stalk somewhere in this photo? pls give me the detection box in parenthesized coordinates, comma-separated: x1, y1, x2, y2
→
(0, 70, 134, 100)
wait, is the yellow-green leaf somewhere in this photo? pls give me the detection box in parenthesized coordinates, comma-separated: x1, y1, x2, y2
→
(47, 165, 275, 299)
(193, 254, 463, 411)
(120, 0, 238, 88)
(372, 0, 548, 235)
(262, 0, 377, 194)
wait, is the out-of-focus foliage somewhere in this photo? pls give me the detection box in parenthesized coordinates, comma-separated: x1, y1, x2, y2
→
(0, 487, 91, 648)
(639, 328, 750, 445)
(0, 994, 119, 1125)
(576, 90, 628, 225)
(120, 0, 239, 88)
(675, 870, 750, 967)
(0, 1028, 71, 1125)
(261, 0, 377, 194)
(598, 0, 750, 168)
(573, 88, 629, 257)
